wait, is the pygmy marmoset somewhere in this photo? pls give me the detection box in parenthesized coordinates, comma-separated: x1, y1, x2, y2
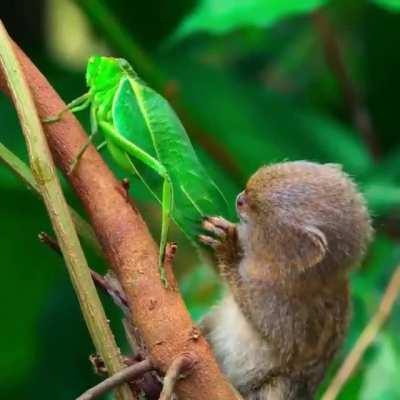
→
(200, 161, 373, 400)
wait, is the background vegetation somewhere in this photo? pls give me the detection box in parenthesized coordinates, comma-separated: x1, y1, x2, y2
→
(1, 0, 400, 399)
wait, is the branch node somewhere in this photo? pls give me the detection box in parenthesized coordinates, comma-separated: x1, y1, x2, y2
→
(89, 354, 107, 376)
(164, 242, 177, 266)
(121, 177, 130, 191)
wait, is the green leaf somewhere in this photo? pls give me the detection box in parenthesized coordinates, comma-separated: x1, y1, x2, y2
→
(174, 0, 328, 39)
(363, 182, 400, 215)
(371, 0, 400, 12)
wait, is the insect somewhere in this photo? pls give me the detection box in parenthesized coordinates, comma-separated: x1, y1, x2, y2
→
(47, 56, 229, 286)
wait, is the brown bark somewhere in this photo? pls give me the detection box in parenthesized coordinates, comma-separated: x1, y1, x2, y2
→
(0, 43, 238, 399)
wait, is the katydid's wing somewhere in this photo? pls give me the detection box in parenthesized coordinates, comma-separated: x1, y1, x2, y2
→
(124, 76, 230, 241)
(112, 77, 162, 187)
(113, 78, 157, 159)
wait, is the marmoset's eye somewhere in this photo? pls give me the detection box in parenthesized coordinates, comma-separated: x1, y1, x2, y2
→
(236, 192, 246, 208)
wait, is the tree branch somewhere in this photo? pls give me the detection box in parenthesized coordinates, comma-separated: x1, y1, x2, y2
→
(0, 20, 134, 400)
(0, 28, 239, 400)
(322, 266, 400, 400)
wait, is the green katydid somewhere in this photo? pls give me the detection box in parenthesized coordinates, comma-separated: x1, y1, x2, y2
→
(48, 56, 229, 286)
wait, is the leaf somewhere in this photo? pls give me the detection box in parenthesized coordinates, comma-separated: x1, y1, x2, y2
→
(362, 182, 400, 216)
(359, 147, 400, 216)
(371, 0, 400, 12)
(173, 0, 328, 40)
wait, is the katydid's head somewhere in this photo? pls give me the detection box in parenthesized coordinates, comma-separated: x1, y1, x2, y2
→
(116, 58, 138, 79)
(86, 56, 136, 92)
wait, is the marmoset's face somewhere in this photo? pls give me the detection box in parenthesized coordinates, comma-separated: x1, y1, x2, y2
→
(237, 162, 373, 270)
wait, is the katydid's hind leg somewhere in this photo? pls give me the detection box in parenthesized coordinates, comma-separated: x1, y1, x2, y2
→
(68, 106, 98, 174)
(42, 93, 90, 123)
(124, 152, 173, 288)
(96, 141, 107, 152)
(159, 178, 173, 287)
(99, 121, 175, 286)
(124, 153, 163, 206)
(68, 131, 98, 174)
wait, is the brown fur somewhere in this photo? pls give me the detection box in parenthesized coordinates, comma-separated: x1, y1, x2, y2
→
(200, 161, 373, 400)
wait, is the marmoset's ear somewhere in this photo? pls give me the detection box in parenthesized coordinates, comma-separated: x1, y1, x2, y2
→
(287, 224, 328, 272)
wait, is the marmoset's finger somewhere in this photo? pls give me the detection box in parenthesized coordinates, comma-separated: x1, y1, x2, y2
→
(198, 234, 220, 249)
(207, 216, 235, 231)
(202, 218, 226, 238)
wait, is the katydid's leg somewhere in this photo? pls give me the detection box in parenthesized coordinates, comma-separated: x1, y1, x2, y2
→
(43, 93, 90, 123)
(68, 131, 98, 174)
(96, 141, 107, 152)
(124, 154, 161, 204)
(100, 121, 169, 178)
(159, 177, 173, 287)
(68, 105, 98, 174)
(99, 121, 174, 287)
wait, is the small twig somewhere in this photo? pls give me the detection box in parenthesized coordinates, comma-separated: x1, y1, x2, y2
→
(322, 266, 400, 400)
(89, 354, 145, 375)
(38, 231, 129, 311)
(76, 359, 154, 400)
(38, 231, 62, 255)
(159, 352, 198, 400)
(312, 10, 380, 159)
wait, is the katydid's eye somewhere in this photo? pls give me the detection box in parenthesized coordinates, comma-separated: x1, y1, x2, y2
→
(236, 192, 246, 208)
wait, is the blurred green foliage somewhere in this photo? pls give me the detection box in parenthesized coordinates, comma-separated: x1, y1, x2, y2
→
(372, 0, 400, 12)
(174, 0, 328, 37)
(0, 0, 400, 399)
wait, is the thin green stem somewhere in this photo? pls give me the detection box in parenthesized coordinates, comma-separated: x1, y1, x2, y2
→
(0, 142, 102, 256)
(0, 20, 134, 400)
